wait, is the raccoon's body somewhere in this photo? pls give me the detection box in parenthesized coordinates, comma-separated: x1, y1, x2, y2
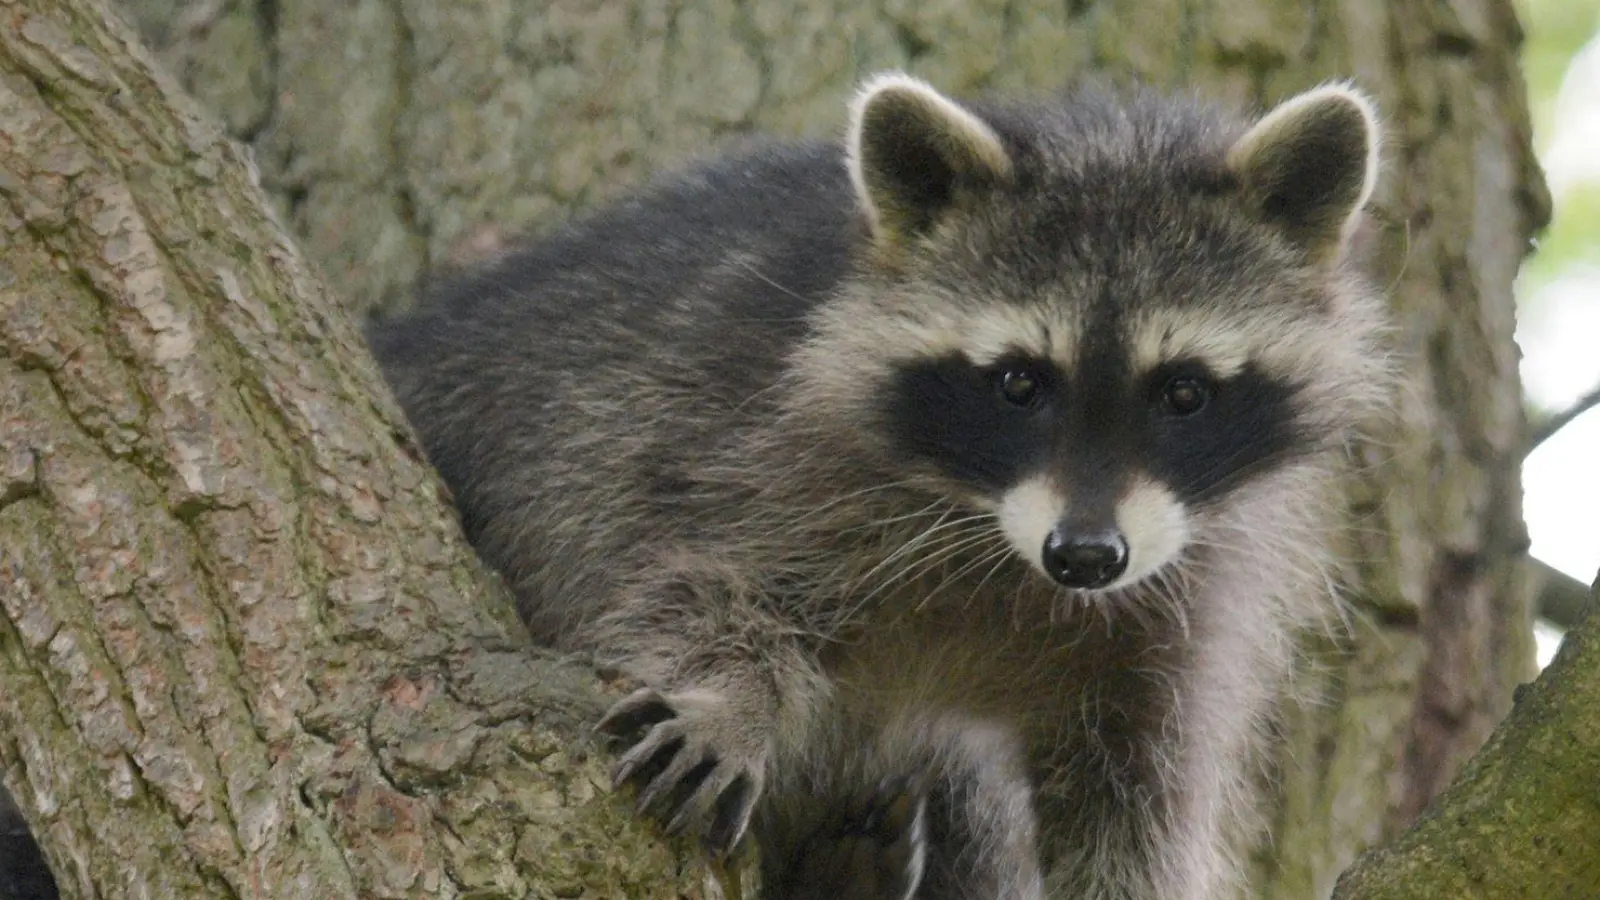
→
(367, 74, 1388, 900)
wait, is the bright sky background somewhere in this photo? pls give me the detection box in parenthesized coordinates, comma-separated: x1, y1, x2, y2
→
(1514, 7, 1600, 667)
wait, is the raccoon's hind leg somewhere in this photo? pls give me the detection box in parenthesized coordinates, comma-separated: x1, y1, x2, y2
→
(911, 724, 1047, 900)
(785, 722, 1044, 899)
(763, 775, 929, 900)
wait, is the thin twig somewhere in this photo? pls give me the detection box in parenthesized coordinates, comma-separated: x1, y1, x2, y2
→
(1526, 381, 1600, 455)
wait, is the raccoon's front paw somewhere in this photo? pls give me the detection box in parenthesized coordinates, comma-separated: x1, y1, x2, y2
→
(782, 775, 928, 900)
(597, 687, 771, 856)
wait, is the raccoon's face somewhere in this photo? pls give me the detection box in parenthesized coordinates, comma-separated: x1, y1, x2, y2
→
(803, 74, 1387, 593)
(883, 339, 1297, 590)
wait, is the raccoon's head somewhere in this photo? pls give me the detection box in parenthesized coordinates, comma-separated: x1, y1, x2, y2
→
(796, 73, 1388, 593)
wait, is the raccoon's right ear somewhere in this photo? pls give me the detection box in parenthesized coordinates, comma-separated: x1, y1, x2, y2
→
(1227, 83, 1381, 263)
(847, 73, 1014, 247)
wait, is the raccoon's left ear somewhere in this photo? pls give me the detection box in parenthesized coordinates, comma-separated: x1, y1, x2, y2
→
(1227, 83, 1381, 262)
(847, 72, 1014, 247)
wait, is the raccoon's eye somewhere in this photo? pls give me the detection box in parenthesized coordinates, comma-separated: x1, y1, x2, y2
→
(994, 368, 1045, 409)
(1161, 375, 1213, 416)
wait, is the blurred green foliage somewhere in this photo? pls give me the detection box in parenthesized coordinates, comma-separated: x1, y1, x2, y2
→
(1516, 0, 1600, 286)
(1526, 187, 1600, 285)
(1519, 0, 1598, 132)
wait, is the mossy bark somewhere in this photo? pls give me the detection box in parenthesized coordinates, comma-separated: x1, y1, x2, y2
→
(1, 2, 700, 897)
(1333, 583, 1599, 898)
(2, 0, 1552, 898)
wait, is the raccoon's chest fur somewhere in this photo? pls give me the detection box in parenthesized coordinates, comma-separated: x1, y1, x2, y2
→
(819, 572, 1188, 780)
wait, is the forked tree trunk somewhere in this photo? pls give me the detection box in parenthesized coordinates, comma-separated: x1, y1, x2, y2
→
(2, 0, 1553, 897)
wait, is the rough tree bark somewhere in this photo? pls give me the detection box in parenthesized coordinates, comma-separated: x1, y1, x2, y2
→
(1333, 580, 1599, 898)
(1, 0, 1551, 898)
(0, 2, 700, 897)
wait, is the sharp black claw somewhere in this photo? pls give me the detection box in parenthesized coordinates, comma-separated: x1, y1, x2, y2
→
(670, 758, 720, 819)
(664, 804, 697, 836)
(612, 729, 683, 790)
(704, 773, 755, 858)
(611, 751, 645, 788)
(634, 745, 706, 815)
(596, 688, 677, 738)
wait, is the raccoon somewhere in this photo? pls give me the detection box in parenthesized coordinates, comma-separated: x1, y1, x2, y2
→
(366, 72, 1388, 899)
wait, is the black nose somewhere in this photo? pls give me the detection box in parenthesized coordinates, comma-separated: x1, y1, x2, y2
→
(1041, 529, 1129, 589)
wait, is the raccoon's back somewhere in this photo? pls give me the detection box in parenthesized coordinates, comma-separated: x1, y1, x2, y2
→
(366, 141, 863, 639)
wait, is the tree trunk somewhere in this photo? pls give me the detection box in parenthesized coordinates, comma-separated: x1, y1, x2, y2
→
(1, 0, 1549, 898)
(0, 2, 700, 897)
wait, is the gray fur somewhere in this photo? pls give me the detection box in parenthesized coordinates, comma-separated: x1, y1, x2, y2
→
(367, 74, 1389, 899)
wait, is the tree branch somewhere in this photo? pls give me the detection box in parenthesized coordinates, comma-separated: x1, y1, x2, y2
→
(1532, 556, 1594, 630)
(1526, 381, 1600, 454)
(1333, 579, 1600, 899)
(0, 2, 695, 897)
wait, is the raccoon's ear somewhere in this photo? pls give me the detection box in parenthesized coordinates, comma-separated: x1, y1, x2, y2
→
(1227, 83, 1381, 261)
(847, 72, 1014, 246)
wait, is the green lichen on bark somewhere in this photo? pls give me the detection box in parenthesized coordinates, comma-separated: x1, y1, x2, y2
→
(1333, 584, 1600, 898)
